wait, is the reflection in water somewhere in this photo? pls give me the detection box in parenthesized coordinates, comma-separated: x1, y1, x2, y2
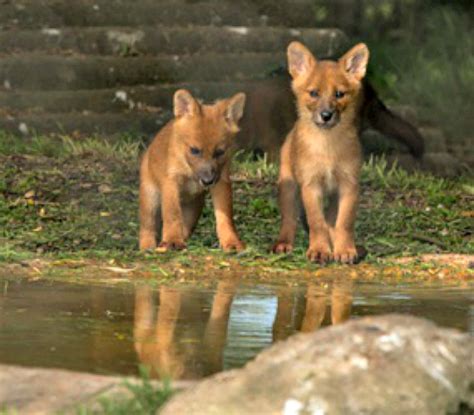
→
(0, 276, 471, 380)
(273, 280, 353, 342)
(134, 278, 353, 380)
(134, 280, 238, 379)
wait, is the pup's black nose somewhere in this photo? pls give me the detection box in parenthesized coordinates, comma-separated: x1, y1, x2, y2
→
(320, 111, 334, 122)
(198, 170, 217, 187)
(200, 177, 215, 186)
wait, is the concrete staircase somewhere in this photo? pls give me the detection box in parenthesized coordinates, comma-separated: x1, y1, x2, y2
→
(0, 0, 346, 137)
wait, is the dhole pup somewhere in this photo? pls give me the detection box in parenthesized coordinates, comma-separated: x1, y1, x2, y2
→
(273, 42, 370, 264)
(139, 89, 246, 252)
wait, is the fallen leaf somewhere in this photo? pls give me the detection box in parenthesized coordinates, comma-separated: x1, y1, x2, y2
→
(99, 184, 113, 193)
(103, 266, 137, 274)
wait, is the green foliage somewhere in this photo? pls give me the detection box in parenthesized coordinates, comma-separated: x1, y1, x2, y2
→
(76, 367, 173, 415)
(367, 6, 474, 139)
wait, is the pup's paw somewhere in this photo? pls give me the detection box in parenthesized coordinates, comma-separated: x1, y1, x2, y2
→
(333, 244, 358, 264)
(306, 244, 332, 264)
(272, 241, 294, 254)
(139, 238, 156, 251)
(332, 230, 358, 264)
(221, 238, 246, 252)
(158, 240, 187, 252)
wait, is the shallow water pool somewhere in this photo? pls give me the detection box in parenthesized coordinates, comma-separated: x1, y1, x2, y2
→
(0, 275, 472, 380)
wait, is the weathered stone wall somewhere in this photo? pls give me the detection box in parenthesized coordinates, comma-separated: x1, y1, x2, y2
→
(0, 0, 345, 137)
(0, 0, 470, 174)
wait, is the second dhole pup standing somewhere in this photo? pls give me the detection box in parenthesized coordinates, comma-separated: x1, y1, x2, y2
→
(139, 90, 246, 252)
(273, 42, 370, 264)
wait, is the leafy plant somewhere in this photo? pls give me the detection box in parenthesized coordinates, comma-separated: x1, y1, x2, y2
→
(76, 367, 173, 415)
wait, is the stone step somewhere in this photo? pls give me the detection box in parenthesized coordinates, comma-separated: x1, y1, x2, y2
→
(252, 0, 328, 28)
(0, 1, 262, 30)
(0, 53, 288, 90)
(0, 82, 258, 114)
(0, 111, 171, 137)
(0, 26, 345, 56)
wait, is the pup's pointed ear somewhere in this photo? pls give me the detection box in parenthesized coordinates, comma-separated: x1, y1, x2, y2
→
(339, 43, 369, 81)
(173, 89, 200, 118)
(287, 41, 317, 80)
(225, 92, 246, 129)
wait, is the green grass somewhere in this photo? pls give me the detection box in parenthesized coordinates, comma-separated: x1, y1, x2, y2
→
(0, 133, 472, 272)
(76, 368, 173, 415)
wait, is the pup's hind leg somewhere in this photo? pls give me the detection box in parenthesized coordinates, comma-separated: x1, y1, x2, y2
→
(326, 192, 339, 248)
(182, 195, 205, 240)
(325, 193, 339, 229)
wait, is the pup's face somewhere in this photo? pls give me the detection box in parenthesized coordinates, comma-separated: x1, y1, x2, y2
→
(287, 42, 369, 129)
(173, 90, 246, 188)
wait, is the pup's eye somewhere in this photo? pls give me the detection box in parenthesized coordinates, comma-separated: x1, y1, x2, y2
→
(213, 148, 225, 158)
(309, 90, 319, 98)
(335, 90, 345, 99)
(190, 147, 201, 156)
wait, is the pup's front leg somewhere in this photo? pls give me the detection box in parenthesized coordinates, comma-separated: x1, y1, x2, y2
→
(332, 182, 359, 264)
(160, 181, 186, 251)
(211, 176, 245, 252)
(139, 179, 161, 251)
(273, 177, 298, 253)
(301, 184, 332, 264)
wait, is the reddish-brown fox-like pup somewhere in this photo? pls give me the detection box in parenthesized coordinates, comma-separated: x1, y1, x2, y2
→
(273, 41, 370, 264)
(139, 89, 246, 252)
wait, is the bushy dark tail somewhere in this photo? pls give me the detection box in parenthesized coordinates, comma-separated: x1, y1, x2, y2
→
(362, 82, 425, 158)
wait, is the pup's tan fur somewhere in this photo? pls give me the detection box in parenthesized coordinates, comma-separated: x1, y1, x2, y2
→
(139, 89, 246, 252)
(273, 42, 370, 264)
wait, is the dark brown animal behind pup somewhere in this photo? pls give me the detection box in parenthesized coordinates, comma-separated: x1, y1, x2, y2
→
(139, 89, 246, 252)
(238, 66, 424, 162)
(273, 41, 372, 264)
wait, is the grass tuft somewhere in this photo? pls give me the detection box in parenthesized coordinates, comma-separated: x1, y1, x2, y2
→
(76, 367, 173, 415)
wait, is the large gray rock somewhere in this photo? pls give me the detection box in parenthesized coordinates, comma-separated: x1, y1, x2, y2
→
(160, 315, 474, 415)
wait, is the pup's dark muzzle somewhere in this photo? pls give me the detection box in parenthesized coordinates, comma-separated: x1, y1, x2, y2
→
(198, 170, 218, 187)
(313, 109, 340, 129)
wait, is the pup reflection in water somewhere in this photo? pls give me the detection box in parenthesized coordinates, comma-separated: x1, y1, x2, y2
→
(134, 280, 237, 379)
(133, 279, 352, 380)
